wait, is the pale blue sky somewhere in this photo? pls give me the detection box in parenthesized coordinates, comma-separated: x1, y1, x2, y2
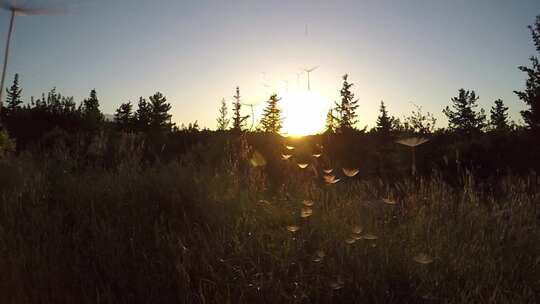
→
(1, 0, 540, 130)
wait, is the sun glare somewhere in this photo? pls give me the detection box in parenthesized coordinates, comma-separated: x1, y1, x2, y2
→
(279, 90, 330, 136)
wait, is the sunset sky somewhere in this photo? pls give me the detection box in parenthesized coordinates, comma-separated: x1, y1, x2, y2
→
(1, 0, 540, 133)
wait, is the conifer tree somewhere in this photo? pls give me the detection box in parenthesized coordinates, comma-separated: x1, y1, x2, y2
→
(114, 101, 134, 131)
(216, 98, 230, 131)
(80, 89, 104, 131)
(334, 74, 359, 133)
(443, 89, 486, 135)
(4, 73, 22, 115)
(514, 15, 540, 131)
(325, 109, 336, 133)
(135, 97, 152, 132)
(259, 93, 283, 133)
(490, 99, 509, 132)
(375, 100, 394, 136)
(231, 86, 249, 132)
(149, 92, 172, 132)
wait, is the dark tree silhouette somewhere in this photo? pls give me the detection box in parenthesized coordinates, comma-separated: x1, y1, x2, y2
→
(135, 97, 152, 132)
(80, 89, 104, 131)
(231, 86, 249, 132)
(375, 100, 394, 137)
(325, 109, 336, 133)
(259, 93, 283, 133)
(114, 101, 134, 131)
(216, 98, 230, 131)
(404, 104, 437, 135)
(443, 89, 486, 135)
(514, 15, 540, 131)
(490, 99, 509, 132)
(4, 73, 22, 116)
(149, 92, 173, 133)
(334, 74, 359, 133)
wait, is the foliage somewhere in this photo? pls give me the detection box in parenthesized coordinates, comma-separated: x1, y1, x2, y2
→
(216, 98, 230, 131)
(334, 74, 359, 133)
(0, 128, 15, 157)
(80, 89, 104, 131)
(4, 73, 23, 115)
(259, 94, 283, 133)
(325, 109, 336, 133)
(149, 92, 173, 133)
(404, 104, 437, 135)
(514, 15, 540, 131)
(231, 86, 249, 132)
(135, 97, 152, 132)
(0, 136, 537, 303)
(443, 89, 486, 135)
(489, 99, 509, 132)
(375, 100, 395, 137)
(114, 101, 134, 131)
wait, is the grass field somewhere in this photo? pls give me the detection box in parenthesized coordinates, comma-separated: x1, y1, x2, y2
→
(0, 136, 538, 303)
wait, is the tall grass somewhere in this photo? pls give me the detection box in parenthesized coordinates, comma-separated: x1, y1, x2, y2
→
(0, 135, 538, 303)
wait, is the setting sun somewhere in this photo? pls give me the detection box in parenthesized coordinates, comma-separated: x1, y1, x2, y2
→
(279, 90, 330, 136)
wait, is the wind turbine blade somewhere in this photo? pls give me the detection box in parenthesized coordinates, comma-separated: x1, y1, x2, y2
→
(15, 5, 66, 16)
(0, 0, 68, 15)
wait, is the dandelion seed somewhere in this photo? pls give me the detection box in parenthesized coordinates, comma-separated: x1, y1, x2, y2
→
(302, 200, 314, 207)
(281, 154, 292, 160)
(285, 145, 295, 150)
(300, 207, 313, 218)
(382, 198, 397, 205)
(329, 276, 344, 290)
(298, 163, 309, 169)
(316, 249, 326, 258)
(249, 151, 266, 167)
(342, 168, 359, 177)
(352, 225, 363, 234)
(323, 169, 333, 174)
(413, 253, 434, 265)
(312, 153, 322, 158)
(345, 238, 356, 244)
(396, 137, 429, 147)
(324, 175, 340, 184)
(362, 233, 378, 240)
(351, 233, 363, 240)
(287, 225, 300, 232)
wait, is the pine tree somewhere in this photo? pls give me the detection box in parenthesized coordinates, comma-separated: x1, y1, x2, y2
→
(135, 97, 152, 132)
(80, 89, 104, 131)
(149, 92, 172, 132)
(490, 99, 509, 132)
(443, 89, 486, 135)
(259, 94, 283, 133)
(216, 98, 230, 131)
(4, 73, 22, 116)
(514, 15, 540, 131)
(114, 101, 134, 131)
(325, 109, 336, 133)
(375, 100, 394, 135)
(231, 86, 249, 132)
(334, 74, 359, 133)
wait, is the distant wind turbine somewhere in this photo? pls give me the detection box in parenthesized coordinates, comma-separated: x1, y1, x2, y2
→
(0, 0, 65, 116)
(303, 66, 319, 91)
(241, 100, 262, 131)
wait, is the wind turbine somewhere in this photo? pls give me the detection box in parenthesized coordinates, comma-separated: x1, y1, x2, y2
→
(303, 66, 318, 91)
(0, 0, 65, 115)
(241, 100, 262, 131)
